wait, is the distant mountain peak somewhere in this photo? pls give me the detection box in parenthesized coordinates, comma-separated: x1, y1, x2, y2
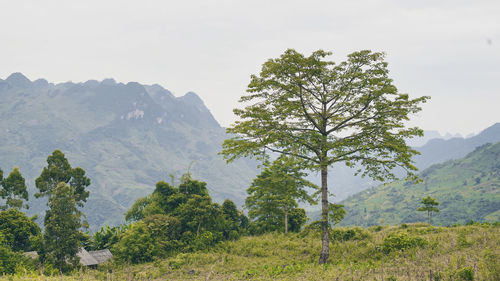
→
(101, 78, 116, 85)
(6, 72, 31, 87)
(179, 91, 205, 107)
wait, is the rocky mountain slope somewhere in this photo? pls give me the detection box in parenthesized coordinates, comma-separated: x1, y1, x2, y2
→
(0, 73, 257, 230)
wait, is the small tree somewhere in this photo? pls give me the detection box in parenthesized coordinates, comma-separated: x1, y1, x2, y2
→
(0, 167, 29, 210)
(417, 196, 439, 225)
(42, 183, 84, 272)
(245, 156, 317, 234)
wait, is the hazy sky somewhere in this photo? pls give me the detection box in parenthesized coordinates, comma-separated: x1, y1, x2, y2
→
(1, 0, 498, 136)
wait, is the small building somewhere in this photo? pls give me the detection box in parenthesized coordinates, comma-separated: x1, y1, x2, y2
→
(24, 248, 113, 268)
(77, 248, 99, 268)
(88, 249, 113, 264)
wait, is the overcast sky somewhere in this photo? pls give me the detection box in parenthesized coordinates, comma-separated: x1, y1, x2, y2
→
(1, 0, 498, 136)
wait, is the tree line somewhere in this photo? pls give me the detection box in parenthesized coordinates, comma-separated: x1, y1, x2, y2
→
(0, 150, 90, 273)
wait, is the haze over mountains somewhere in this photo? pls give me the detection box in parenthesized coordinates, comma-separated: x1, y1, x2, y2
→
(324, 122, 500, 202)
(1, 72, 498, 230)
(0, 73, 258, 230)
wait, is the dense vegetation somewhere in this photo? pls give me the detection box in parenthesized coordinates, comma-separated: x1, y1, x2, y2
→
(1, 223, 498, 280)
(341, 142, 500, 226)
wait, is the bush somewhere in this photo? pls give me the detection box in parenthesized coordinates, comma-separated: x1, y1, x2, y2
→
(330, 227, 370, 242)
(381, 231, 427, 253)
(191, 231, 217, 251)
(456, 267, 474, 281)
(112, 222, 155, 264)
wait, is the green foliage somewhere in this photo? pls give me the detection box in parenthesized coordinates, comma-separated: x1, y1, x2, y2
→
(330, 227, 370, 242)
(381, 231, 427, 254)
(0, 167, 29, 210)
(417, 196, 440, 224)
(112, 221, 156, 264)
(287, 208, 307, 232)
(35, 150, 90, 207)
(221, 199, 245, 239)
(143, 214, 182, 255)
(456, 267, 474, 281)
(124, 195, 154, 222)
(0, 232, 23, 274)
(328, 203, 346, 226)
(87, 225, 128, 251)
(0, 208, 40, 252)
(121, 176, 248, 263)
(246, 156, 316, 234)
(221, 48, 428, 263)
(42, 183, 85, 272)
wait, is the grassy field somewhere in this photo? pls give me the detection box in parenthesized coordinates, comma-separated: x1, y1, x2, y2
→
(3, 223, 499, 280)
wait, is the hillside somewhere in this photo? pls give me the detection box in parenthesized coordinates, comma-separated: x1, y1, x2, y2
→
(1, 224, 498, 280)
(0, 73, 258, 230)
(310, 123, 500, 204)
(340, 142, 500, 226)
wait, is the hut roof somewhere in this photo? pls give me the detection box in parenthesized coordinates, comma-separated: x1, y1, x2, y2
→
(77, 248, 98, 266)
(23, 251, 39, 259)
(88, 249, 113, 264)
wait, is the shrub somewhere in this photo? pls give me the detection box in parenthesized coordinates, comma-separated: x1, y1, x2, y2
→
(112, 222, 155, 264)
(381, 231, 427, 253)
(330, 227, 370, 242)
(456, 267, 474, 281)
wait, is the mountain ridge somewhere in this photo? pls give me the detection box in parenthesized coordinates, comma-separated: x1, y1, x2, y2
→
(340, 141, 500, 226)
(0, 72, 257, 230)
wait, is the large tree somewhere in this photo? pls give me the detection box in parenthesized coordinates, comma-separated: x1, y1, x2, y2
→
(35, 150, 90, 207)
(221, 49, 428, 263)
(42, 182, 84, 272)
(0, 167, 29, 210)
(245, 156, 316, 234)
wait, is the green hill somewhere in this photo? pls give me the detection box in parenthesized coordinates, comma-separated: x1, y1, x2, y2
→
(340, 142, 500, 226)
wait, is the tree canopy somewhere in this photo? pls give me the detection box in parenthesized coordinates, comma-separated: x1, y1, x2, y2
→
(221, 49, 428, 263)
(0, 167, 29, 210)
(417, 196, 440, 225)
(42, 182, 85, 272)
(35, 150, 90, 207)
(0, 208, 40, 252)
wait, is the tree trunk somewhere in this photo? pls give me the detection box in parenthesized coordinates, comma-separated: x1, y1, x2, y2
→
(318, 165, 329, 264)
(284, 205, 288, 234)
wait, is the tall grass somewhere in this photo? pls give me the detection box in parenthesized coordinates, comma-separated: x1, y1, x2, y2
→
(2, 223, 499, 280)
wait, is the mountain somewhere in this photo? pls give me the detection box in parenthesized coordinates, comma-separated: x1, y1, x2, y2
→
(413, 123, 500, 169)
(340, 141, 500, 226)
(0, 73, 258, 230)
(406, 130, 463, 147)
(323, 123, 500, 203)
